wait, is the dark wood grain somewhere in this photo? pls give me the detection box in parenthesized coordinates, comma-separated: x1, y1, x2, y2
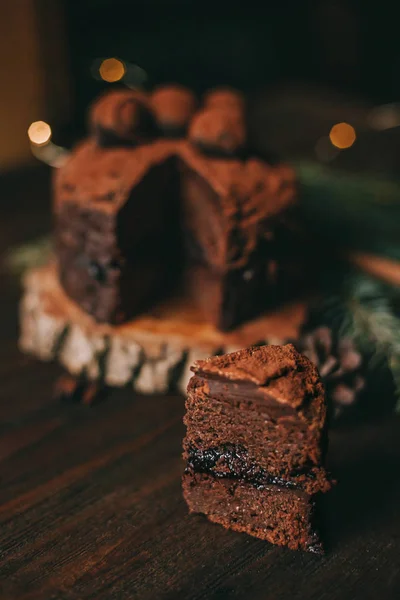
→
(0, 167, 400, 600)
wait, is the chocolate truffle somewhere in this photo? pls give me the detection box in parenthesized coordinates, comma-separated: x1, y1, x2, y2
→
(89, 89, 157, 146)
(182, 344, 332, 552)
(151, 85, 197, 137)
(203, 87, 245, 111)
(188, 107, 246, 156)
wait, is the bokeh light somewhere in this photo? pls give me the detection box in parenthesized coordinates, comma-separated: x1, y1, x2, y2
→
(329, 122, 356, 149)
(27, 121, 52, 146)
(99, 58, 125, 82)
(368, 104, 400, 131)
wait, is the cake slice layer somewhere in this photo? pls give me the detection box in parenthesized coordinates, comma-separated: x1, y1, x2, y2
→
(183, 470, 323, 553)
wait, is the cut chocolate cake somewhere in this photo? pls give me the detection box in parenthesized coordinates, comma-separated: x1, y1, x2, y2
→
(54, 84, 300, 330)
(182, 344, 332, 552)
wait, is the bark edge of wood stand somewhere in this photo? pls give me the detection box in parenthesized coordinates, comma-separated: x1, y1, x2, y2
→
(19, 263, 304, 395)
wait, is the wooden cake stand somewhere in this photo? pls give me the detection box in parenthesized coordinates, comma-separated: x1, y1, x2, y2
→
(19, 263, 305, 395)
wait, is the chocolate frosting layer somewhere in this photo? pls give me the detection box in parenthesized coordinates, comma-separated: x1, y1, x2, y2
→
(191, 343, 324, 409)
(178, 144, 296, 270)
(53, 139, 177, 213)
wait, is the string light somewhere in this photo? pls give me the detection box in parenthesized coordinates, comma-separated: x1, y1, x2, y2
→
(99, 58, 126, 83)
(329, 122, 356, 149)
(28, 121, 69, 168)
(27, 121, 52, 146)
(368, 104, 400, 131)
(92, 57, 147, 89)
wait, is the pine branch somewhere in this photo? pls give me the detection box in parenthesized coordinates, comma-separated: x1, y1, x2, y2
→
(308, 268, 400, 410)
(295, 161, 400, 261)
(347, 277, 400, 409)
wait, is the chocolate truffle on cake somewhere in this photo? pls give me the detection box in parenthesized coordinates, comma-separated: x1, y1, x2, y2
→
(89, 89, 157, 146)
(151, 84, 197, 137)
(203, 87, 245, 111)
(188, 107, 246, 157)
(182, 344, 332, 552)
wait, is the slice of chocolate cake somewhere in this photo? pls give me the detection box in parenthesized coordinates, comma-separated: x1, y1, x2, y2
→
(182, 344, 332, 552)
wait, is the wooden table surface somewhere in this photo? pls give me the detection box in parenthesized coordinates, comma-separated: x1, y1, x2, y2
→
(1, 167, 400, 600)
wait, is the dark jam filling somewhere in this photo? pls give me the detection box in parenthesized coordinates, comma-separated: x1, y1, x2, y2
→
(186, 444, 315, 492)
(186, 444, 325, 554)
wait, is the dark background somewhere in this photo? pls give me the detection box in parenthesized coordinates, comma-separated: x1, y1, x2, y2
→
(65, 0, 400, 131)
(2, 0, 400, 172)
(62, 0, 400, 180)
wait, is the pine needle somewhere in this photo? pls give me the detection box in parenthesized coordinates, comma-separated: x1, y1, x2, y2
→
(346, 276, 400, 409)
(310, 269, 400, 410)
(295, 161, 400, 261)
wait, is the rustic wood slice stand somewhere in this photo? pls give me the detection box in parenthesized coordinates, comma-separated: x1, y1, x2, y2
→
(19, 263, 305, 395)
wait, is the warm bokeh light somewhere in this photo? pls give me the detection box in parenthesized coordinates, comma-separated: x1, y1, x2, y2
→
(329, 122, 356, 149)
(27, 121, 52, 146)
(368, 104, 400, 131)
(99, 58, 125, 82)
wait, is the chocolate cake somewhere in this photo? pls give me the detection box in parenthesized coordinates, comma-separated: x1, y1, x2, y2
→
(182, 344, 332, 552)
(54, 84, 298, 329)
